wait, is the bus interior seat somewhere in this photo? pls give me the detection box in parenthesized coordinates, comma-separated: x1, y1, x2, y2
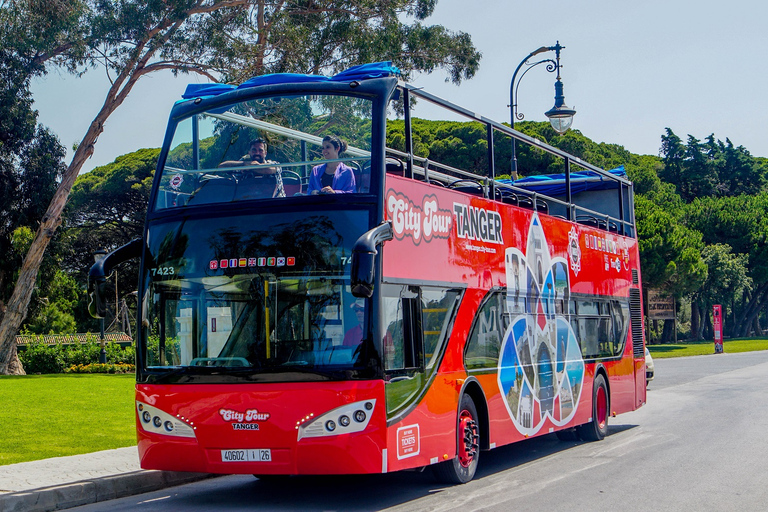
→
(288, 345, 355, 365)
(188, 176, 236, 204)
(517, 195, 548, 214)
(449, 179, 485, 197)
(385, 158, 404, 176)
(281, 169, 303, 196)
(499, 189, 519, 206)
(355, 165, 371, 193)
(233, 175, 279, 201)
(576, 216, 608, 230)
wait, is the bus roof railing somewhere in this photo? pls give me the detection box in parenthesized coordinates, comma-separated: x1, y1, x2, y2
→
(194, 82, 634, 236)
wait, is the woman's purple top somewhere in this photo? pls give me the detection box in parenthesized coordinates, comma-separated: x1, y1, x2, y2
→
(307, 162, 356, 194)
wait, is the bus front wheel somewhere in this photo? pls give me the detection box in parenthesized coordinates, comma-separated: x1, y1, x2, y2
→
(432, 394, 480, 484)
(577, 374, 609, 441)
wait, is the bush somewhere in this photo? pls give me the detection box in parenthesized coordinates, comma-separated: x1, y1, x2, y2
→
(18, 338, 66, 374)
(65, 363, 135, 374)
(19, 337, 136, 374)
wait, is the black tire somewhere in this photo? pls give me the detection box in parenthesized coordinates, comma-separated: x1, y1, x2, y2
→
(432, 394, 480, 484)
(576, 374, 609, 441)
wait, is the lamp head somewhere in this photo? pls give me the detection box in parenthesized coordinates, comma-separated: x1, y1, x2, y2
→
(545, 79, 576, 134)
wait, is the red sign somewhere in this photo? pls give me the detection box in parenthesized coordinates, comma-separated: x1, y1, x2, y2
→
(396, 424, 420, 459)
(713, 305, 723, 353)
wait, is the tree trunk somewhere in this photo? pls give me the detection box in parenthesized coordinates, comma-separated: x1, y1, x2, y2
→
(691, 301, 701, 340)
(703, 307, 714, 340)
(661, 319, 675, 343)
(735, 283, 768, 338)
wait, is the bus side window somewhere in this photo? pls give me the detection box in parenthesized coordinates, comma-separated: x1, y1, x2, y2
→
(383, 287, 422, 370)
(383, 295, 405, 370)
(465, 291, 504, 370)
(421, 288, 460, 369)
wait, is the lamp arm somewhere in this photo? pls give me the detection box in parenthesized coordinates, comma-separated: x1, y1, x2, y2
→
(511, 58, 557, 122)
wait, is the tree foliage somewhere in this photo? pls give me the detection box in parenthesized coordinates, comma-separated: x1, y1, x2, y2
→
(0, 0, 482, 374)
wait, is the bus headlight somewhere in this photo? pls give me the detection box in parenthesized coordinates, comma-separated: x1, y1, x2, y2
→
(297, 399, 376, 440)
(136, 401, 196, 439)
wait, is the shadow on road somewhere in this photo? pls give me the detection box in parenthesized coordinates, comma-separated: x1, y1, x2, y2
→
(162, 427, 639, 511)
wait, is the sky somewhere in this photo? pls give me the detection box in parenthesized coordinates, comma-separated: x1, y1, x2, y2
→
(31, 0, 768, 174)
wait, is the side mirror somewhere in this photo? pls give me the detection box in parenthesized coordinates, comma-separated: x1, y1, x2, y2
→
(88, 278, 108, 318)
(88, 239, 143, 319)
(350, 222, 393, 298)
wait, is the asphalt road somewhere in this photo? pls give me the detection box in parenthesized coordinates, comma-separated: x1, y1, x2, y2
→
(70, 350, 768, 511)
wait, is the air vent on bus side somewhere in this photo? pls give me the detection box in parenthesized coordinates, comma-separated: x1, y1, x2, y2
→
(630, 288, 644, 358)
(632, 269, 639, 285)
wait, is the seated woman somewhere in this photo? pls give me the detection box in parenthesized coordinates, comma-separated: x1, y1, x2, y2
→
(307, 135, 356, 194)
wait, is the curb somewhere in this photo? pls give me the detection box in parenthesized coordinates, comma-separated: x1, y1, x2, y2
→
(0, 470, 216, 512)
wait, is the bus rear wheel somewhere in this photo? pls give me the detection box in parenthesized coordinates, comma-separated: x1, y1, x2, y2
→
(577, 374, 609, 441)
(432, 394, 480, 484)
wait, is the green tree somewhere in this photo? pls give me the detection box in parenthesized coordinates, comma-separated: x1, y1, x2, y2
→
(61, 148, 159, 331)
(635, 195, 707, 342)
(688, 244, 751, 340)
(0, 0, 481, 374)
(684, 194, 768, 337)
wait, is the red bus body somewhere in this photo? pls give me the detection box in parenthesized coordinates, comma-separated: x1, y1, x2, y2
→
(136, 175, 645, 476)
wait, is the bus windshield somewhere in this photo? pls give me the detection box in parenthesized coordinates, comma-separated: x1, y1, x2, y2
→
(154, 93, 373, 209)
(140, 209, 375, 378)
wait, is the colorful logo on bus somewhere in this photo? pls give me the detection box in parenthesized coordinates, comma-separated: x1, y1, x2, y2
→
(386, 190, 452, 244)
(498, 215, 585, 436)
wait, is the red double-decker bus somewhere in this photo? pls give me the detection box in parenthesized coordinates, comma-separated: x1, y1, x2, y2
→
(89, 62, 646, 484)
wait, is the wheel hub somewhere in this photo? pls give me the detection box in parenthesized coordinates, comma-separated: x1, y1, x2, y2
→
(458, 410, 479, 468)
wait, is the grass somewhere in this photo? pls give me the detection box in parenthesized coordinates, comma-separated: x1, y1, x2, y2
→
(0, 374, 135, 466)
(647, 338, 768, 358)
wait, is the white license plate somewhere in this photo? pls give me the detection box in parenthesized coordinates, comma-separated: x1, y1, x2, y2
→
(221, 449, 272, 462)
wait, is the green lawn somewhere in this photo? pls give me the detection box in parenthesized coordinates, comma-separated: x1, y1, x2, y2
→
(0, 374, 135, 465)
(647, 338, 768, 358)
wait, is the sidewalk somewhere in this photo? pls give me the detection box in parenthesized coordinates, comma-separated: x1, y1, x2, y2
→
(0, 447, 214, 512)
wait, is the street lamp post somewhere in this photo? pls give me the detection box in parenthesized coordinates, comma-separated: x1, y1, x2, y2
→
(509, 41, 576, 178)
(93, 248, 108, 364)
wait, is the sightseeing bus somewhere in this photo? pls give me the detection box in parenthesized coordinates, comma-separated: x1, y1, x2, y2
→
(89, 62, 646, 484)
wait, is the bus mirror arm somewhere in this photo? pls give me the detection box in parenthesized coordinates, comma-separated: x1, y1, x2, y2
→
(88, 239, 143, 318)
(350, 221, 393, 298)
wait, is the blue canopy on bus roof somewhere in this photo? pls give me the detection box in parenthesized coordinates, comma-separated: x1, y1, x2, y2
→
(496, 166, 626, 196)
(181, 62, 401, 99)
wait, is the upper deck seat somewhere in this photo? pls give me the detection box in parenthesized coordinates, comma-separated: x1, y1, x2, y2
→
(281, 170, 303, 196)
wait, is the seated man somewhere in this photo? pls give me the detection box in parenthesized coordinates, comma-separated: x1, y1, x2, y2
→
(342, 299, 365, 347)
(219, 138, 284, 198)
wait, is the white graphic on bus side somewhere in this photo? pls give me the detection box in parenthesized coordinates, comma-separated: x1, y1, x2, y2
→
(498, 215, 585, 436)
